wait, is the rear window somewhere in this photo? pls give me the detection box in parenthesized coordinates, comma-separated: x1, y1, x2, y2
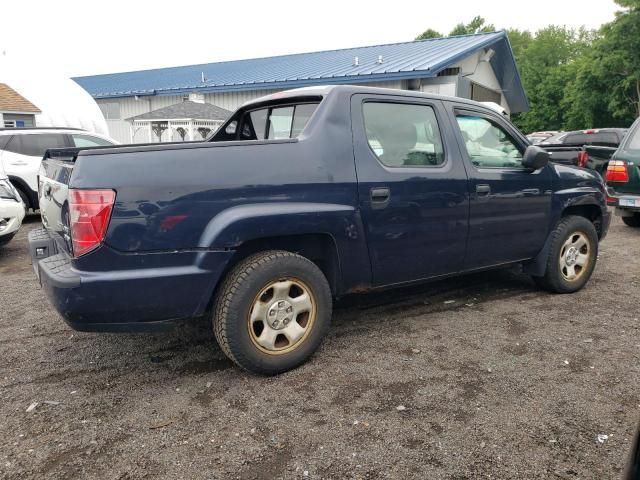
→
(541, 132, 567, 144)
(211, 102, 318, 142)
(71, 134, 114, 148)
(627, 124, 640, 152)
(240, 102, 319, 140)
(4, 133, 67, 156)
(563, 132, 619, 147)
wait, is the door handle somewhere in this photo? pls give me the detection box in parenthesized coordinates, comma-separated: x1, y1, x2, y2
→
(370, 187, 391, 210)
(476, 184, 491, 196)
(10, 161, 28, 166)
(522, 188, 540, 196)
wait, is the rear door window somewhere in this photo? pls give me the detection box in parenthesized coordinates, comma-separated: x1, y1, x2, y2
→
(4, 134, 67, 157)
(362, 102, 445, 167)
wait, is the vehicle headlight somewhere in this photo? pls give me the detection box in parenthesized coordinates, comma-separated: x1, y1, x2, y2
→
(0, 179, 20, 202)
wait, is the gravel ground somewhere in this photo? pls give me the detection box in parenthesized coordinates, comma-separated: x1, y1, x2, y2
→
(1, 215, 639, 479)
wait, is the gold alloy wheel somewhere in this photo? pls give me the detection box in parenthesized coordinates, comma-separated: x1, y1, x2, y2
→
(558, 231, 591, 282)
(247, 278, 316, 355)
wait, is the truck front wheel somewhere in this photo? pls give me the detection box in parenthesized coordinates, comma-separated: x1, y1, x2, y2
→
(213, 250, 332, 375)
(533, 215, 598, 293)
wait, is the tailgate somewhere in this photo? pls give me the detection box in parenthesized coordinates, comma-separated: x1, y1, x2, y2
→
(38, 148, 82, 255)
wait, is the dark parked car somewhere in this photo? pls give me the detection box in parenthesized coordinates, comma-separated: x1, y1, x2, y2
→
(540, 128, 627, 167)
(604, 117, 640, 227)
(30, 86, 610, 374)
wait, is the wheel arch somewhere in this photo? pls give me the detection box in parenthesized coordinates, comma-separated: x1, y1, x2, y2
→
(7, 175, 37, 210)
(524, 200, 604, 277)
(198, 202, 371, 298)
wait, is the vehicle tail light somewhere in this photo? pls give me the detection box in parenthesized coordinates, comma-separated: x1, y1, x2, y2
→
(605, 160, 629, 183)
(69, 189, 116, 257)
(577, 151, 589, 167)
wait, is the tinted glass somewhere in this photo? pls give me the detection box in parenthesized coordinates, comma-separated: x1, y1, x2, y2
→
(246, 109, 268, 140)
(291, 103, 318, 137)
(363, 102, 445, 167)
(589, 133, 618, 146)
(267, 106, 294, 139)
(563, 133, 588, 146)
(0, 135, 11, 150)
(72, 134, 113, 147)
(5, 134, 67, 156)
(627, 124, 640, 151)
(541, 132, 567, 144)
(456, 115, 523, 168)
(240, 103, 319, 141)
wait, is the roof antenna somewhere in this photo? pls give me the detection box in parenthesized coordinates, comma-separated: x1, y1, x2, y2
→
(201, 72, 206, 83)
(377, 55, 384, 64)
(353, 56, 359, 66)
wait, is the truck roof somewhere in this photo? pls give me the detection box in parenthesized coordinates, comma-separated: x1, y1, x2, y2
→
(245, 85, 505, 114)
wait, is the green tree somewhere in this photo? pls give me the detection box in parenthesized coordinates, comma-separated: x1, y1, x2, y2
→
(449, 16, 496, 36)
(415, 28, 443, 40)
(510, 27, 595, 132)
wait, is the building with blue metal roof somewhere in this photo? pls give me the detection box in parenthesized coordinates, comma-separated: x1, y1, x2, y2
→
(74, 31, 528, 143)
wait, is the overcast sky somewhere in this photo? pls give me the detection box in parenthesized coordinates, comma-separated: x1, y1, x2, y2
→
(0, 0, 620, 78)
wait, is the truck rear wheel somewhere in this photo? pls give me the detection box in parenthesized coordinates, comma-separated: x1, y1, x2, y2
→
(533, 215, 598, 293)
(213, 250, 332, 375)
(622, 214, 640, 227)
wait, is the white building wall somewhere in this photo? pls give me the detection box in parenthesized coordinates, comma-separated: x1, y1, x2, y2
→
(453, 52, 508, 111)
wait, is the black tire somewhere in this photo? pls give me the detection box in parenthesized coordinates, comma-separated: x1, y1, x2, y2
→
(213, 250, 332, 375)
(532, 215, 598, 294)
(0, 232, 16, 247)
(16, 187, 30, 211)
(622, 214, 640, 228)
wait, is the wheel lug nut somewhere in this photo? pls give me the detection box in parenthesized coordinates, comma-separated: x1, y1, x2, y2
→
(269, 310, 276, 316)
(278, 301, 285, 308)
(286, 307, 293, 313)
(283, 318, 289, 325)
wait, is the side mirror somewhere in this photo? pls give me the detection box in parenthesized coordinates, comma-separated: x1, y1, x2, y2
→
(522, 145, 550, 170)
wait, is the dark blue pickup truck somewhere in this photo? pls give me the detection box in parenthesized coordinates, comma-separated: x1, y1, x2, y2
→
(30, 86, 610, 374)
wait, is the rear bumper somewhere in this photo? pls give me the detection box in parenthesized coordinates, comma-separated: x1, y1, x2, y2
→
(607, 190, 640, 214)
(29, 228, 234, 332)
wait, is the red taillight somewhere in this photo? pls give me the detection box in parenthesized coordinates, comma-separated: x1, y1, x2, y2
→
(577, 151, 589, 167)
(69, 189, 116, 257)
(605, 160, 629, 183)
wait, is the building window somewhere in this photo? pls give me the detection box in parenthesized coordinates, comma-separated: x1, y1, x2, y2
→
(470, 83, 501, 104)
(99, 102, 121, 120)
(2, 114, 35, 128)
(437, 67, 461, 77)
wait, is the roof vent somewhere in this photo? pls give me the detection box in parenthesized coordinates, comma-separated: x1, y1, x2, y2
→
(353, 56, 359, 66)
(377, 55, 384, 64)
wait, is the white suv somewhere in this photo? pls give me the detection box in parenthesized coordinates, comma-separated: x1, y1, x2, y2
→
(0, 128, 116, 211)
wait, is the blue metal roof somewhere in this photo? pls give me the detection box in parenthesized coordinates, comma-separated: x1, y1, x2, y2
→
(73, 31, 528, 112)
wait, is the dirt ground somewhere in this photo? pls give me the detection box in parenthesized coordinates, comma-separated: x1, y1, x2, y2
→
(1, 215, 639, 479)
